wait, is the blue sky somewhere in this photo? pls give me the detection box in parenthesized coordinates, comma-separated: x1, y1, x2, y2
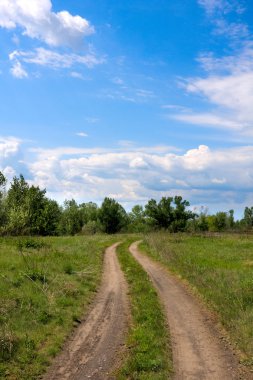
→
(0, 0, 253, 216)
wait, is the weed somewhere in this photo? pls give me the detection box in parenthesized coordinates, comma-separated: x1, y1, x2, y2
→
(0, 326, 19, 361)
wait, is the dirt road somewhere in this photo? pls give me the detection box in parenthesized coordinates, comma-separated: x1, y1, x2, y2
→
(43, 243, 129, 380)
(130, 241, 251, 380)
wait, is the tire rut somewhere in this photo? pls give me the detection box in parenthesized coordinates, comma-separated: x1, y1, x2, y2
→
(129, 241, 252, 380)
(43, 242, 129, 380)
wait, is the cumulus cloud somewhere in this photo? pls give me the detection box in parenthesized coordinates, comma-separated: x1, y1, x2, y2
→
(0, 137, 23, 180)
(2, 138, 253, 212)
(0, 0, 94, 47)
(0, 1, 102, 77)
(21, 143, 253, 212)
(0, 136, 21, 158)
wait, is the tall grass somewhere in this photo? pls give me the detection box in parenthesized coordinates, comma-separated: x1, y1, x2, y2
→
(0, 235, 116, 379)
(142, 232, 253, 366)
(117, 239, 173, 379)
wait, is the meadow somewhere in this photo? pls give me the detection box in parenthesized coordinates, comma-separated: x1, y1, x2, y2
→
(2, 232, 253, 379)
(143, 232, 253, 367)
(0, 235, 116, 379)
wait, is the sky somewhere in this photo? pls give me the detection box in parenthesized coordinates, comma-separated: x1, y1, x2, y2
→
(0, 0, 253, 216)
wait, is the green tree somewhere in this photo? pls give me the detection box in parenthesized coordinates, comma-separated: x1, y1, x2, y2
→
(243, 207, 253, 229)
(79, 202, 98, 225)
(228, 209, 235, 229)
(145, 196, 194, 231)
(213, 212, 227, 232)
(98, 197, 127, 234)
(6, 175, 30, 234)
(0, 171, 6, 192)
(0, 172, 7, 229)
(145, 197, 174, 229)
(41, 199, 61, 235)
(171, 196, 195, 232)
(6, 175, 49, 235)
(58, 199, 82, 235)
(128, 205, 149, 232)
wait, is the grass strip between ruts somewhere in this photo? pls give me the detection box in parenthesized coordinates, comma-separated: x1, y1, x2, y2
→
(117, 239, 173, 380)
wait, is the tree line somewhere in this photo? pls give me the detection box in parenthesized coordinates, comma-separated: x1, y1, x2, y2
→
(0, 172, 252, 235)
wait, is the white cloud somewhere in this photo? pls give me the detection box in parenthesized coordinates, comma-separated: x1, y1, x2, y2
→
(198, 0, 245, 17)
(76, 132, 88, 137)
(171, 112, 242, 129)
(0, 137, 23, 181)
(22, 143, 253, 212)
(162, 104, 190, 112)
(135, 89, 155, 98)
(70, 71, 85, 80)
(170, 40, 253, 135)
(185, 71, 253, 130)
(197, 44, 253, 74)
(198, 0, 247, 42)
(10, 48, 104, 70)
(0, 136, 21, 158)
(212, 178, 226, 184)
(2, 166, 16, 181)
(10, 60, 28, 78)
(0, 0, 94, 47)
(1, 137, 252, 212)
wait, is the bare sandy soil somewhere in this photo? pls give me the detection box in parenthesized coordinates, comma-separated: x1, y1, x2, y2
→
(130, 241, 253, 380)
(43, 243, 129, 380)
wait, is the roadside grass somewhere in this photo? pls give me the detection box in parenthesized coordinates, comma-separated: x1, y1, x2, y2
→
(0, 235, 116, 380)
(142, 232, 253, 366)
(117, 239, 173, 380)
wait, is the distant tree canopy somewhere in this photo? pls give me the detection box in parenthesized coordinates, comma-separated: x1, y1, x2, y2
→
(98, 197, 127, 234)
(0, 172, 6, 190)
(4, 175, 61, 235)
(0, 170, 252, 236)
(145, 196, 195, 231)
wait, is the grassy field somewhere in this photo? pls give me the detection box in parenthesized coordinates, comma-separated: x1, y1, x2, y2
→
(142, 232, 253, 366)
(117, 239, 173, 380)
(0, 235, 116, 380)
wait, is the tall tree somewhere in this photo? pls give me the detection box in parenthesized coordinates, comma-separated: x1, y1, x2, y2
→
(98, 197, 127, 234)
(0, 172, 7, 228)
(58, 199, 83, 235)
(172, 196, 195, 232)
(243, 207, 253, 228)
(6, 175, 48, 235)
(79, 202, 98, 225)
(145, 197, 174, 229)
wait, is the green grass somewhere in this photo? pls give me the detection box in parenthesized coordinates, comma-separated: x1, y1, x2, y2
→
(0, 235, 116, 379)
(142, 232, 253, 366)
(117, 239, 173, 379)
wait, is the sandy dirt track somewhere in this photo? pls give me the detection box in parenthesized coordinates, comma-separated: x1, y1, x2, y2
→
(130, 241, 252, 380)
(43, 243, 129, 380)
